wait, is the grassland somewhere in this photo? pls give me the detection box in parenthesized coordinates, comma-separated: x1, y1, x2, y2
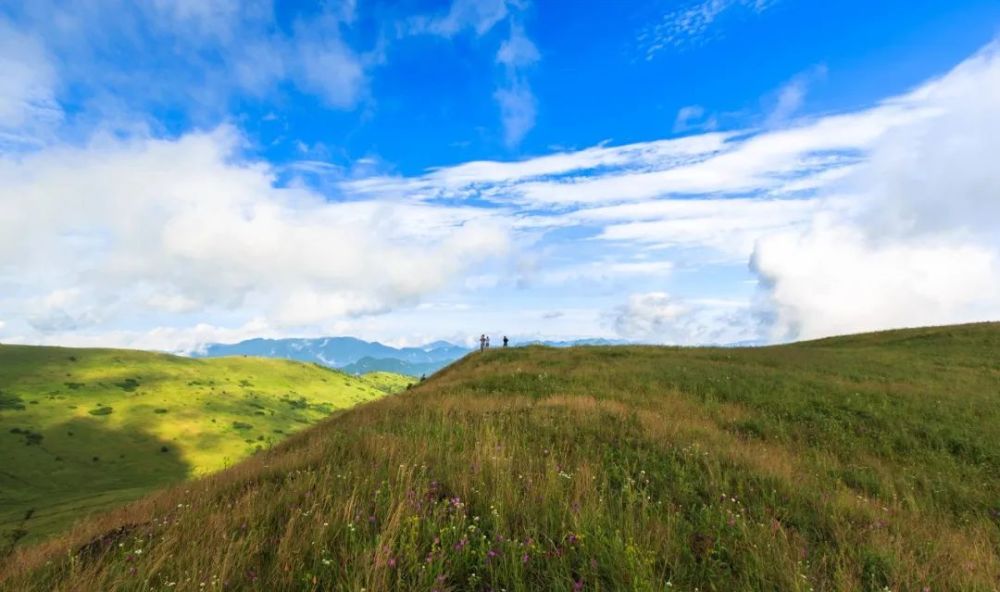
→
(1, 322, 999, 591)
(0, 345, 414, 546)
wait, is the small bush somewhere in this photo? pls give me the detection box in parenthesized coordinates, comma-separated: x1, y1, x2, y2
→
(232, 421, 253, 430)
(160, 446, 169, 453)
(0, 393, 26, 411)
(115, 378, 140, 392)
(153, 408, 169, 414)
(88, 406, 114, 416)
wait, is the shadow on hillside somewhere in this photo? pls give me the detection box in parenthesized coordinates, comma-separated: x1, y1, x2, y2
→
(1, 416, 191, 553)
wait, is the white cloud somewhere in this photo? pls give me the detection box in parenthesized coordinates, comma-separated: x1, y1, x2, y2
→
(753, 225, 1000, 340)
(673, 105, 717, 133)
(0, 18, 61, 146)
(638, 0, 778, 59)
(751, 43, 1000, 340)
(294, 28, 367, 108)
(2, 1, 371, 118)
(583, 197, 821, 260)
(0, 126, 514, 341)
(612, 292, 757, 345)
(408, 0, 509, 37)
(494, 82, 537, 148)
(497, 22, 540, 68)
(536, 259, 674, 286)
(764, 65, 827, 127)
(495, 22, 539, 147)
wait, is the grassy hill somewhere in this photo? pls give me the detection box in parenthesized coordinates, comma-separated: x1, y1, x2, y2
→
(2, 323, 999, 591)
(0, 345, 414, 545)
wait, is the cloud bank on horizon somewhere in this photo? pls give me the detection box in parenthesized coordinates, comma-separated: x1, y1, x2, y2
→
(0, 0, 997, 351)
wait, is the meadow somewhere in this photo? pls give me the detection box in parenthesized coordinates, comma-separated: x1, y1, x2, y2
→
(1, 322, 999, 591)
(0, 345, 412, 546)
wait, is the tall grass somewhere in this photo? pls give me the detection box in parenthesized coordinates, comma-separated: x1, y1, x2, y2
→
(2, 322, 998, 591)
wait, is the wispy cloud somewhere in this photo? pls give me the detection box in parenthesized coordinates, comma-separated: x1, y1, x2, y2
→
(405, 0, 509, 38)
(0, 1, 374, 124)
(0, 17, 62, 148)
(673, 105, 717, 133)
(402, 0, 540, 148)
(495, 22, 540, 147)
(764, 65, 828, 127)
(638, 0, 778, 60)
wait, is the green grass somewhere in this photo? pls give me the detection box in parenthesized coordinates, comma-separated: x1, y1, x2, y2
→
(0, 345, 412, 545)
(360, 371, 421, 394)
(2, 322, 999, 591)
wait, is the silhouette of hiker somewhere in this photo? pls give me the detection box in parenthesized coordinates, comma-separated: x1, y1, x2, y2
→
(480, 334, 486, 352)
(486, 336, 491, 349)
(503, 336, 509, 348)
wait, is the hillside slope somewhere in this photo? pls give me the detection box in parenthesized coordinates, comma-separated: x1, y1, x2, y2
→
(0, 345, 413, 545)
(2, 323, 999, 591)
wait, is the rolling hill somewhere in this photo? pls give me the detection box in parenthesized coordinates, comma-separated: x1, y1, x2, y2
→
(2, 323, 999, 591)
(0, 345, 413, 546)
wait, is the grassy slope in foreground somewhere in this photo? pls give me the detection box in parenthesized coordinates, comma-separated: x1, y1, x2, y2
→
(2, 322, 999, 591)
(0, 345, 413, 544)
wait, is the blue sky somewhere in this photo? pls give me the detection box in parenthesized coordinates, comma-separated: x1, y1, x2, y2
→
(0, 0, 999, 350)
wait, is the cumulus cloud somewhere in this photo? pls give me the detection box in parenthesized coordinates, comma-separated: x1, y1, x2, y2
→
(0, 127, 513, 341)
(751, 44, 1000, 340)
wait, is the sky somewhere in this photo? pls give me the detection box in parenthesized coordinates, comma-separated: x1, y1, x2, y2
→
(0, 0, 999, 351)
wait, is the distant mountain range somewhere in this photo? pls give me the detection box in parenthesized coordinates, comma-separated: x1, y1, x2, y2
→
(195, 336, 632, 376)
(195, 337, 470, 376)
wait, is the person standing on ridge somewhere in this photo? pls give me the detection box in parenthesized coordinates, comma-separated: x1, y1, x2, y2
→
(480, 334, 486, 352)
(503, 336, 509, 348)
(486, 336, 491, 349)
